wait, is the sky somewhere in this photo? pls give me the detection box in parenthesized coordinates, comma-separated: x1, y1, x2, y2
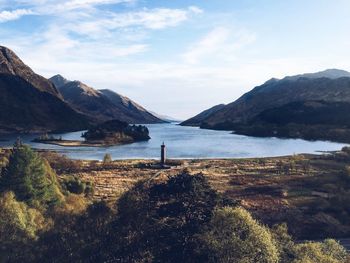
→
(1, 0, 350, 119)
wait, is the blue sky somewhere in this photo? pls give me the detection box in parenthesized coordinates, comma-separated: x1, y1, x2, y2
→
(1, 0, 350, 119)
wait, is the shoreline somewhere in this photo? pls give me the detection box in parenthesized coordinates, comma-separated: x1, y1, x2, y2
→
(32, 139, 130, 147)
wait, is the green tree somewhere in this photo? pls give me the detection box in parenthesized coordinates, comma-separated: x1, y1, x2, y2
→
(0, 144, 63, 208)
(201, 206, 279, 263)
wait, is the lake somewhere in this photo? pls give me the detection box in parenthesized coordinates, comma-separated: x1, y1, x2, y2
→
(0, 123, 347, 160)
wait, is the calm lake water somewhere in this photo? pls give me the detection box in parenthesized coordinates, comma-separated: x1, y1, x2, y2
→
(0, 123, 347, 160)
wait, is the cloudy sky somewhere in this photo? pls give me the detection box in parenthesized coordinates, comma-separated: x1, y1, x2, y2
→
(1, 0, 350, 119)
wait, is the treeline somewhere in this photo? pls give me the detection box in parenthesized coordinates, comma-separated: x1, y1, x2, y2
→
(0, 144, 348, 262)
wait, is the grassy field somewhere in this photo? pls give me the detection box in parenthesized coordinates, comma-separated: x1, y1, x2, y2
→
(1, 147, 350, 240)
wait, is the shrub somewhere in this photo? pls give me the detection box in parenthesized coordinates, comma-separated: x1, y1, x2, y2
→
(110, 172, 224, 262)
(201, 206, 279, 263)
(0, 156, 8, 169)
(63, 176, 86, 194)
(293, 239, 348, 263)
(42, 151, 84, 173)
(0, 191, 49, 242)
(62, 176, 94, 196)
(103, 153, 112, 164)
(54, 194, 89, 215)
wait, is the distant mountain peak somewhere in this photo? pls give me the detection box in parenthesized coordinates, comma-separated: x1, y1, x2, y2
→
(263, 78, 280, 85)
(284, 68, 350, 81)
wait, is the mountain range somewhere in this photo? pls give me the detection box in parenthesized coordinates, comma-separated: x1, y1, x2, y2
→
(50, 75, 163, 124)
(182, 69, 350, 143)
(0, 46, 164, 134)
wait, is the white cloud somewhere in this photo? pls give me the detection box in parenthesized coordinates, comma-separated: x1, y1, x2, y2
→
(183, 27, 231, 64)
(67, 6, 202, 37)
(0, 8, 33, 22)
(183, 27, 256, 64)
(50, 0, 134, 13)
(0, 0, 134, 21)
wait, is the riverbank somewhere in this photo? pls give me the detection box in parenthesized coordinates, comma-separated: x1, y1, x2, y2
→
(32, 139, 130, 147)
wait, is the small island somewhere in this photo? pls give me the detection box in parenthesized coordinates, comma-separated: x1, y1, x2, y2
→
(33, 120, 150, 147)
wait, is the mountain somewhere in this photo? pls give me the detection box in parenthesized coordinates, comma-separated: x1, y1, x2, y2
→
(181, 104, 226, 126)
(182, 69, 350, 142)
(99, 89, 163, 124)
(149, 111, 180, 123)
(0, 46, 61, 98)
(50, 75, 163, 124)
(284, 68, 350, 81)
(49, 74, 69, 88)
(0, 46, 88, 133)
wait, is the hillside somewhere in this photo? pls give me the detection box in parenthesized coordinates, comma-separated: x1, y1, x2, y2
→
(181, 104, 225, 126)
(99, 89, 163, 124)
(50, 75, 163, 124)
(0, 47, 88, 133)
(182, 69, 350, 142)
(0, 46, 61, 97)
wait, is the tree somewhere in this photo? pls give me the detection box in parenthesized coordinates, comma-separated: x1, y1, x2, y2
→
(107, 172, 227, 263)
(200, 207, 279, 263)
(0, 144, 63, 208)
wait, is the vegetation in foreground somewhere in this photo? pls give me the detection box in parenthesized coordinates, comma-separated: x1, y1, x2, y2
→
(0, 144, 349, 262)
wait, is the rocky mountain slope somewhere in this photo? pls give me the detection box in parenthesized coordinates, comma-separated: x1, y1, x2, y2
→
(182, 69, 350, 142)
(0, 46, 88, 133)
(50, 75, 163, 124)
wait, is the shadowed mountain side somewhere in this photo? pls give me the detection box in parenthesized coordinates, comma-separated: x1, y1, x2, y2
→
(204, 76, 350, 128)
(216, 100, 350, 143)
(0, 74, 88, 133)
(182, 69, 350, 142)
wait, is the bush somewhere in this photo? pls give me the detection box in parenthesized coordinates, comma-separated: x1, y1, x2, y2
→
(293, 239, 348, 263)
(62, 176, 94, 196)
(201, 207, 279, 263)
(0, 156, 8, 168)
(103, 154, 112, 164)
(109, 172, 224, 262)
(0, 191, 49, 242)
(54, 194, 89, 215)
(41, 151, 84, 173)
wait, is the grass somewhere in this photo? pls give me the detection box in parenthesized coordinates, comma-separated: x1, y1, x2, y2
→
(1, 147, 350, 239)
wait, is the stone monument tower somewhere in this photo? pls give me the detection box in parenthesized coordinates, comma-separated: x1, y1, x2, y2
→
(161, 142, 166, 165)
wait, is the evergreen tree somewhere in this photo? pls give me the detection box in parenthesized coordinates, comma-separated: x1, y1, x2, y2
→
(0, 143, 63, 208)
